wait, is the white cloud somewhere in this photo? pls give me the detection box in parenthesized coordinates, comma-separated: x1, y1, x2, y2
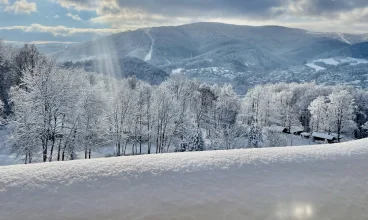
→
(57, 0, 100, 11)
(5, 0, 36, 14)
(4, 40, 77, 45)
(66, 13, 82, 21)
(0, 0, 9, 5)
(54, 15, 60, 19)
(0, 24, 120, 36)
(54, 0, 368, 34)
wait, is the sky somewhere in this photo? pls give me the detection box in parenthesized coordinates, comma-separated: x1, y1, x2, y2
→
(0, 0, 367, 44)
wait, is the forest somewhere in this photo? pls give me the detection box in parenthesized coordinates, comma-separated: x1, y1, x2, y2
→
(1, 40, 368, 164)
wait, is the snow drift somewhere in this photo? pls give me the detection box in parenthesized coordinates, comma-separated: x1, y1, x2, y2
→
(1, 139, 368, 220)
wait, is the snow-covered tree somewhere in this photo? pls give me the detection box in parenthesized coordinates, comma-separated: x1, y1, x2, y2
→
(248, 122, 262, 148)
(327, 90, 357, 141)
(6, 64, 368, 164)
(263, 127, 288, 148)
(152, 84, 178, 153)
(187, 129, 205, 151)
(272, 89, 300, 130)
(308, 96, 329, 132)
(79, 74, 108, 159)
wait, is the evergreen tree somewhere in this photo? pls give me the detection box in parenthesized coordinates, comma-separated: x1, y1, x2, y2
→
(248, 122, 261, 148)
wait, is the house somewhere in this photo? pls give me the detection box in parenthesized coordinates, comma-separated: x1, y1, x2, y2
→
(290, 126, 304, 135)
(300, 132, 311, 138)
(312, 132, 337, 143)
(270, 125, 288, 133)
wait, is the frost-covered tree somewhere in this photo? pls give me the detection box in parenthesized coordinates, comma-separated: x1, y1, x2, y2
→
(248, 122, 261, 148)
(6, 66, 368, 164)
(263, 127, 288, 148)
(79, 75, 108, 159)
(0, 41, 17, 115)
(9, 58, 91, 162)
(106, 78, 138, 156)
(272, 90, 300, 130)
(351, 89, 368, 138)
(327, 90, 357, 141)
(152, 84, 178, 153)
(214, 85, 240, 149)
(309, 96, 329, 132)
(187, 129, 205, 151)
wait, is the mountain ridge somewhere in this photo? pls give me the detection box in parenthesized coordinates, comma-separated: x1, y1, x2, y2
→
(53, 22, 368, 91)
(56, 22, 366, 71)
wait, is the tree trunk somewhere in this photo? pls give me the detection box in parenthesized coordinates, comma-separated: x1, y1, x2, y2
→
(42, 138, 48, 162)
(49, 137, 55, 162)
(62, 148, 65, 161)
(139, 136, 142, 154)
(57, 139, 62, 161)
(123, 141, 128, 156)
(116, 141, 121, 156)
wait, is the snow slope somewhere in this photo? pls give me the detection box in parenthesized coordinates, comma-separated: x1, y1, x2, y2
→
(144, 28, 154, 61)
(337, 33, 352, 45)
(306, 63, 326, 71)
(306, 57, 368, 71)
(1, 139, 368, 220)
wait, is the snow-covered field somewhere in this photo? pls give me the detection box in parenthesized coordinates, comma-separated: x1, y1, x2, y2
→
(305, 63, 326, 71)
(306, 57, 368, 71)
(1, 139, 368, 220)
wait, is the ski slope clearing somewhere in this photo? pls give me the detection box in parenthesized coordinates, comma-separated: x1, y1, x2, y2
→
(1, 139, 368, 220)
(144, 28, 154, 61)
(306, 63, 326, 71)
(306, 57, 368, 71)
(337, 33, 352, 45)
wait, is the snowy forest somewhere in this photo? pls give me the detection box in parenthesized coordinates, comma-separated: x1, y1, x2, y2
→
(1, 40, 368, 164)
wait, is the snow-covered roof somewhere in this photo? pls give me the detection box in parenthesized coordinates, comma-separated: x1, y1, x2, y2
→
(301, 132, 311, 136)
(1, 139, 368, 219)
(270, 125, 287, 132)
(290, 126, 304, 133)
(312, 132, 336, 140)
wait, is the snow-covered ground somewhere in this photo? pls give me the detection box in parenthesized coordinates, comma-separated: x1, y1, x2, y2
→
(0, 124, 317, 166)
(305, 63, 326, 71)
(306, 57, 368, 71)
(1, 139, 368, 220)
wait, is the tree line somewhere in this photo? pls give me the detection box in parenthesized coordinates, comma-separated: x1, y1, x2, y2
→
(1, 41, 368, 164)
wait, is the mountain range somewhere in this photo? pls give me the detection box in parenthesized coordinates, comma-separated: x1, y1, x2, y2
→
(52, 22, 368, 89)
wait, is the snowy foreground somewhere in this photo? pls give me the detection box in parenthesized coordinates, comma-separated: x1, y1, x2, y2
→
(1, 140, 368, 220)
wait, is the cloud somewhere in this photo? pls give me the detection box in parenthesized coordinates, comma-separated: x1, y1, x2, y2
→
(4, 0, 36, 14)
(56, 0, 368, 17)
(55, 0, 368, 33)
(286, 0, 368, 16)
(4, 40, 77, 45)
(57, 0, 99, 11)
(54, 15, 60, 19)
(66, 13, 82, 21)
(0, 24, 119, 36)
(0, 0, 8, 4)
